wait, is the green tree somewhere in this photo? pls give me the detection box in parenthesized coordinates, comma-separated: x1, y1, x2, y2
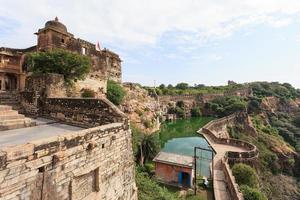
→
(159, 84, 166, 89)
(167, 84, 173, 89)
(176, 82, 189, 90)
(232, 163, 258, 188)
(25, 49, 91, 82)
(240, 185, 267, 200)
(136, 133, 160, 166)
(107, 80, 126, 105)
(191, 107, 202, 117)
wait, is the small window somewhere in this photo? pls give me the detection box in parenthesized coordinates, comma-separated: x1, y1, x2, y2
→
(82, 47, 86, 55)
(61, 38, 65, 43)
(102, 144, 105, 149)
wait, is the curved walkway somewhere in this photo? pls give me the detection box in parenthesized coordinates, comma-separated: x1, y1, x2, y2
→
(199, 129, 247, 200)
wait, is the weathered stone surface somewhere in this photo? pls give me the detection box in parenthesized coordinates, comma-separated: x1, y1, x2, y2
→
(0, 122, 137, 200)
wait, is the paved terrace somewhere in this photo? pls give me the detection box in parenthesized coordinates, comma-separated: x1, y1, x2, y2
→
(0, 118, 83, 148)
(199, 129, 248, 200)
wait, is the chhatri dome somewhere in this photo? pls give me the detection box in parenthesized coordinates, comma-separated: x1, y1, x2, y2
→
(44, 17, 68, 33)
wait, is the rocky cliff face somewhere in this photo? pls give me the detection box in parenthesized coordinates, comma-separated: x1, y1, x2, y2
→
(260, 96, 299, 113)
(120, 83, 161, 133)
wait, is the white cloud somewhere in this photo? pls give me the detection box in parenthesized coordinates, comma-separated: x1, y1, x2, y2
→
(0, 0, 300, 48)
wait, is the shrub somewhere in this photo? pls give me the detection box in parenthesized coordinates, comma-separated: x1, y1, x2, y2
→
(260, 151, 280, 174)
(191, 107, 202, 117)
(25, 49, 91, 82)
(143, 119, 153, 129)
(292, 114, 300, 128)
(240, 185, 267, 200)
(176, 100, 185, 108)
(107, 80, 126, 105)
(232, 163, 258, 188)
(81, 88, 95, 98)
(175, 107, 185, 118)
(136, 170, 179, 200)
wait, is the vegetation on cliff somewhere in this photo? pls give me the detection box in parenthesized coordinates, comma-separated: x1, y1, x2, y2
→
(250, 82, 300, 99)
(146, 82, 245, 95)
(107, 80, 126, 105)
(25, 49, 92, 82)
(204, 96, 247, 117)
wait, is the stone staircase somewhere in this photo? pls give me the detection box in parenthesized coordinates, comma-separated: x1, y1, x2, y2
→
(0, 92, 21, 110)
(0, 105, 35, 131)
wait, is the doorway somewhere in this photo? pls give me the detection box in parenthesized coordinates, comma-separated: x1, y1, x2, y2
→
(178, 172, 191, 187)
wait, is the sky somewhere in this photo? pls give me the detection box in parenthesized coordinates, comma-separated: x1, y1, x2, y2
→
(1, 0, 300, 88)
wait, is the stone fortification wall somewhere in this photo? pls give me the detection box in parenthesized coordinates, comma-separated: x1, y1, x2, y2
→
(0, 122, 137, 200)
(221, 157, 243, 200)
(202, 114, 236, 138)
(201, 114, 258, 162)
(42, 98, 126, 128)
(201, 113, 258, 200)
(159, 95, 198, 105)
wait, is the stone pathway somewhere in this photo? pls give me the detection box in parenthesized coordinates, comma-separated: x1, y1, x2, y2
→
(0, 120, 83, 147)
(199, 129, 248, 200)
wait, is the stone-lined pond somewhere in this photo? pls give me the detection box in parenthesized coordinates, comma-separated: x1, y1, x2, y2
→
(159, 117, 214, 177)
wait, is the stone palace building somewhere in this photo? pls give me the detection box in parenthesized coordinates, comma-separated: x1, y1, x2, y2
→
(0, 17, 122, 94)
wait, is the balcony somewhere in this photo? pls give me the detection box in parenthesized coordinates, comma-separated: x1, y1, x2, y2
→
(0, 63, 21, 74)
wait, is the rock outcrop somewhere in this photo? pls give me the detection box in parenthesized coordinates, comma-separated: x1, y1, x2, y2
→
(121, 83, 161, 133)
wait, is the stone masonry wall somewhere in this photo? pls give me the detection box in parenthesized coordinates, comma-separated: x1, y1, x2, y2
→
(42, 98, 126, 128)
(0, 122, 137, 200)
(25, 74, 67, 98)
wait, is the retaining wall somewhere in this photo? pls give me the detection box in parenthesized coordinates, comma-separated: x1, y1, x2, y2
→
(0, 122, 137, 200)
(201, 113, 258, 200)
(42, 98, 126, 127)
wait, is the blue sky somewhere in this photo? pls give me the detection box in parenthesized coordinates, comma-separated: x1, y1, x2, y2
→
(1, 0, 300, 88)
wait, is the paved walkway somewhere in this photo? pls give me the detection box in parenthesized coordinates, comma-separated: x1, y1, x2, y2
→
(199, 129, 247, 200)
(0, 118, 83, 148)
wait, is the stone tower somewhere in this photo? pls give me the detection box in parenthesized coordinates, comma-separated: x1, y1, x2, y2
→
(35, 17, 74, 51)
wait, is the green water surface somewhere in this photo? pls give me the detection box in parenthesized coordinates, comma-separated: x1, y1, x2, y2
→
(158, 117, 214, 177)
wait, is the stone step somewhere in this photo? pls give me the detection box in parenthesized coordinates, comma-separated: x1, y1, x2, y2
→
(0, 99, 19, 104)
(0, 122, 33, 131)
(0, 110, 19, 116)
(0, 118, 32, 126)
(0, 105, 12, 111)
(0, 114, 25, 120)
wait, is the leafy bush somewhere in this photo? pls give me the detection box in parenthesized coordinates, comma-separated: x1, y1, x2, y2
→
(136, 170, 179, 200)
(25, 49, 91, 82)
(167, 106, 185, 118)
(81, 88, 95, 98)
(107, 80, 126, 105)
(205, 96, 247, 117)
(292, 114, 300, 128)
(191, 107, 202, 117)
(240, 185, 267, 200)
(143, 119, 153, 129)
(176, 100, 185, 108)
(232, 163, 258, 188)
(247, 97, 262, 113)
(260, 151, 280, 174)
(175, 107, 185, 118)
